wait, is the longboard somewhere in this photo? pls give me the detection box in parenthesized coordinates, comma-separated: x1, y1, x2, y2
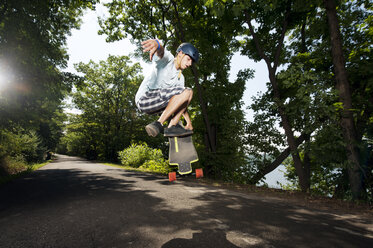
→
(168, 135, 198, 175)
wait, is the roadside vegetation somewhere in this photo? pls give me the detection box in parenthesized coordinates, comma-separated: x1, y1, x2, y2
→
(0, 128, 53, 185)
(1, 1, 98, 185)
(117, 143, 171, 174)
(0, 159, 51, 186)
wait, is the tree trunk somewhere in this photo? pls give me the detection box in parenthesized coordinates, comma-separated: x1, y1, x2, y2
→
(303, 138, 311, 190)
(268, 69, 309, 192)
(324, 0, 364, 199)
(191, 66, 216, 153)
(250, 132, 309, 184)
(245, 6, 310, 192)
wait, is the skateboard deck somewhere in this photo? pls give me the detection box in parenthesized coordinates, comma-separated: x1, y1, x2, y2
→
(168, 135, 198, 175)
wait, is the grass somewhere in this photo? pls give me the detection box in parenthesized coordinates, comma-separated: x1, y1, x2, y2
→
(0, 160, 51, 186)
(30, 161, 50, 171)
(103, 162, 169, 175)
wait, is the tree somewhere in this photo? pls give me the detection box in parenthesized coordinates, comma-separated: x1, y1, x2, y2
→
(64, 55, 161, 161)
(271, 0, 372, 199)
(282, 0, 372, 199)
(205, 0, 372, 200)
(0, 0, 98, 127)
(0, 0, 98, 167)
(239, 0, 315, 191)
(323, 0, 365, 199)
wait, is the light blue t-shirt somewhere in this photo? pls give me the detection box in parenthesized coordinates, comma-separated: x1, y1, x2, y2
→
(135, 49, 185, 105)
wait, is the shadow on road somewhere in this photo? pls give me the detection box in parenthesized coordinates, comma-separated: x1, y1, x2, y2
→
(162, 229, 240, 248)
(0, 155, 372, 247)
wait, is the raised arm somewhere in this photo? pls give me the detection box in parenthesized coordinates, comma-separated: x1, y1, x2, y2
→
(141, 39, 165, 61)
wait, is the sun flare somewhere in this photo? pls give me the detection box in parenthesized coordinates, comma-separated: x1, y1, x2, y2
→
(0, 71, 8, 90)
(0, 60, 12, 90)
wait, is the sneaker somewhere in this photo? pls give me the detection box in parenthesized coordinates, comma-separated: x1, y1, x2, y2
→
(145, 121, 164, 137)
(164, 124, 193, 137)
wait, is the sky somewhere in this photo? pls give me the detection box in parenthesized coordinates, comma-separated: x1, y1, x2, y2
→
(64, 4, 288, 188)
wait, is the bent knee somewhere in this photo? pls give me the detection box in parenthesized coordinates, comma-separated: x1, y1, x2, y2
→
(184, 88, 193, 97)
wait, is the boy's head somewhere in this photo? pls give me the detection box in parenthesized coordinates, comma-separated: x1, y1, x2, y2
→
(176, 43, 199, 63)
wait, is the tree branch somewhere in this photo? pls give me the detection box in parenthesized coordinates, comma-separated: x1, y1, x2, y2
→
(273, 2, 291, 70)
(170, 0, 186, 43)
(249, 132, 310, 184)
(244, 10, 271, 66)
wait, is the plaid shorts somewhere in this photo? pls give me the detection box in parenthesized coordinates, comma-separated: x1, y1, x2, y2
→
(137, 87, 188, 115)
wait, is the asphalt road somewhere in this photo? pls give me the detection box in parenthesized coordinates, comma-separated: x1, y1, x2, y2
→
(0, 154, 372, 248)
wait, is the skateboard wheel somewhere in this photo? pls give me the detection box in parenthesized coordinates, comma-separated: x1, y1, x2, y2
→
(169, 172, 177, 182)
(195, 168, 203, 178)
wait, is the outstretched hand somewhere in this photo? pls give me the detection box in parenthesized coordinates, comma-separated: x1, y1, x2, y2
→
(141, 39, 159, 61)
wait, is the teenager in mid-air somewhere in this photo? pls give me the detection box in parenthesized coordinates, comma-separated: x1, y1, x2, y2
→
(135, 39, 199, 137)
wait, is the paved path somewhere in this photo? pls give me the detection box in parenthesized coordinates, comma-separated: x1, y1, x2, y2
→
(0, 154, 372, 248)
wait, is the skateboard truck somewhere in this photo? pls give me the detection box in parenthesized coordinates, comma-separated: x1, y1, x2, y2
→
(168, 168, 203, 182)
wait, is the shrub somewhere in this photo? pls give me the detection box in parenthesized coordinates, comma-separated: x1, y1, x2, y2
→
(118, 143, 170, 173)
(0, 128, 44, 178)
(0, 128, 43, 163)
(140, 159, 171, 174)
(0, 156, 28, 177)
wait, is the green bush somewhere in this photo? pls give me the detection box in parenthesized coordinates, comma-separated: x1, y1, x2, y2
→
(0, 128, 45, 178)
(140, 159, 171, 174)
(118, 143, 170, 173)
(0, 128, 43, 163)
(0, 156, 28, 177)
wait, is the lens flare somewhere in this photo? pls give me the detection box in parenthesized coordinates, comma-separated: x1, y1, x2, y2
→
(0, 59, 14, 91)
(0, 61, 10, 90)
